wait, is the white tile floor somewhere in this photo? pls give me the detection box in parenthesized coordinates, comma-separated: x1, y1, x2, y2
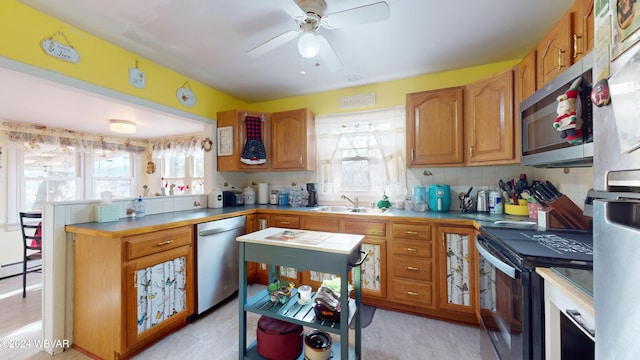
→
(2, 278, 481, 360)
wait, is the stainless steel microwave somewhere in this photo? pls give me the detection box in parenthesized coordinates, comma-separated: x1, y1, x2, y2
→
(520, 52, 593, 168)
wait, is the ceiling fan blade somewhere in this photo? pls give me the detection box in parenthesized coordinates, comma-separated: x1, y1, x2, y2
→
(317, 35, 342, 72)
(274, 0, 306, 18)
(321, 1, 390, 29)
(246, 30, 300, 57)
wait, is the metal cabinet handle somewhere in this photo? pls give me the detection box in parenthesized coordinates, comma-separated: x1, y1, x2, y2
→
(280, 221, 291, 225)
(566, 310, 595, 337)
(573, 34, 582, 58)
(405, 247, 417, 252)
(406, 266, 420, 271)
(406, 291, 419, 296)
(556, 46, 565, 70)
(411, 149, 415, 161)
(157, 240, 174, 246)
(405, 231, 418, 235)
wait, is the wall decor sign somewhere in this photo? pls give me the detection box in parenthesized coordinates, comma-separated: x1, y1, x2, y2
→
(40, 32, 80, 63)
(128, 59, 146, 89)
(217, 126, 233, 156)
(176, 81, 196, 106)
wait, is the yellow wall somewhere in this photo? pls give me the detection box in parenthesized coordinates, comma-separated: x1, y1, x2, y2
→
(2, 0, 518, 118)
(0, 0, 245, 120)
(247, 60, 519, 115)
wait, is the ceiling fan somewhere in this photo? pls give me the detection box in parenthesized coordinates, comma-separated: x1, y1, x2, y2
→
(246, 0, 390, 72)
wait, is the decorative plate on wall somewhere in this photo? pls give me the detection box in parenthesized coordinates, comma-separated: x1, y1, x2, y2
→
(176, 81, 196, 106)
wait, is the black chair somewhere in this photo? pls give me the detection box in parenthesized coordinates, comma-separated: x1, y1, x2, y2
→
(19, 212, 42, 298)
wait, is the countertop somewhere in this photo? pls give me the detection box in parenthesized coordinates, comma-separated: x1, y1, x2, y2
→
(536, 267, 594, 315)
(236, 227, 364, 254)
(65, 204, 536, 236)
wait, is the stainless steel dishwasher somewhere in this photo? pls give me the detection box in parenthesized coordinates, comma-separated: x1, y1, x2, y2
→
(195, 215, 246, 316)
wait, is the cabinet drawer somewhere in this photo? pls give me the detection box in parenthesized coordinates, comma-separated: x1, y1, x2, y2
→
(391, 223, 431, 240)
(272, 215, 300, 229)
(125, 226, 192, 260)
(301, 216, 340, 232)
(392, 255, 433, 282)
(344, 220, 386, 237)
(392, 239, 432, 258)
(392, 279, 434, 308)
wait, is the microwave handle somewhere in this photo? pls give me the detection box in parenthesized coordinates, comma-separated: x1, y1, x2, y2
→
(476, 237, 520, 279)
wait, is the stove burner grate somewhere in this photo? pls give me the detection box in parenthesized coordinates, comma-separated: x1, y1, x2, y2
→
(524, 233, 593, 255)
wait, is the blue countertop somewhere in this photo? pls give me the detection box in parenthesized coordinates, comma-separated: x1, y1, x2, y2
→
(66, 204, 538, 235)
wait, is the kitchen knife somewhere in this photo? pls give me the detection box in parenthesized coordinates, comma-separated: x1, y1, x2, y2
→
(537, 182, 558, 201)
(531, 185, 547, 206)
(545, 181, 562, 197)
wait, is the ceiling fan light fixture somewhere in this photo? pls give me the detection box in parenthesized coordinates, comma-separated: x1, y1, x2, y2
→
(109, 119, 136, 134)
(298, 32, 319, 58)
(298, 21, 320, 58)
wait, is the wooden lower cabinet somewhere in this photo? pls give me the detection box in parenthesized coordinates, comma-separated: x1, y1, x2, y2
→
(436, 225, 478, 324)
(389, 222, 435, 309)
(73, 226, 194, 360)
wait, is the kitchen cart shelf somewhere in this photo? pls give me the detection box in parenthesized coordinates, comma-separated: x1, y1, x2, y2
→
(237, 228, 364, 360)
(244, 288, 357, 334)
(244, 338, 355, 360)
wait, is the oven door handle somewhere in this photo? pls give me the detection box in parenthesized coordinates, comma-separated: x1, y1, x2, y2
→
(476, 237, 520, 279)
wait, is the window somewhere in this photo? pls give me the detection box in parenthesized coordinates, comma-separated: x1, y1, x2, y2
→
(315, 106, 406, 200)
(155, 147, 204, 195)
(23, 142, 80, 210)
(92, 150, 134, 199)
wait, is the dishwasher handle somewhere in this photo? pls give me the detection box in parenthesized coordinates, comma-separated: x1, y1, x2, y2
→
(198, 224, 244, 237)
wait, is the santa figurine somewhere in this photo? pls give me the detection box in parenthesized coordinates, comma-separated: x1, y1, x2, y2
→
(553, 77, 584, 145)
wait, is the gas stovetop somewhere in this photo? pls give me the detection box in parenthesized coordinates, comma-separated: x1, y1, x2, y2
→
(482, 227, 593, 263)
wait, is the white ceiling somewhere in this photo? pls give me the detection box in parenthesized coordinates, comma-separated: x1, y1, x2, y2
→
(4, 0, 574, 138)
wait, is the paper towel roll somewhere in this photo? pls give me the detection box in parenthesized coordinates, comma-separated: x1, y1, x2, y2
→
(258, 183, 269, 204)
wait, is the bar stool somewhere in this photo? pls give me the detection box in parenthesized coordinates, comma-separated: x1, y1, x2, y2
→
(19, 212, 42, 298)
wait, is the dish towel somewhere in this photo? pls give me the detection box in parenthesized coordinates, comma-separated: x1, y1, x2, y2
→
(240, 115, 267, 165)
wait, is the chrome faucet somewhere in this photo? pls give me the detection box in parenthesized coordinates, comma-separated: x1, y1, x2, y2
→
(341, 194, 359, 208)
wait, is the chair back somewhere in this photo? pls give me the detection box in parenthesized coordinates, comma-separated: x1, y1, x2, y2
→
(20, 212, 42, 251)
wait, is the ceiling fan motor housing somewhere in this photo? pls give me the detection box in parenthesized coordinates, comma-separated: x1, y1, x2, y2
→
(295, 0, 327, 23)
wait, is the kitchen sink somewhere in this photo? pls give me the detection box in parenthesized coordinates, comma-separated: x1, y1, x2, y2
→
(311, 206, 389, 215)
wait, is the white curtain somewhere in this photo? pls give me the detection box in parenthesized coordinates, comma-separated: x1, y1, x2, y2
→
(315, 106, 406, 197)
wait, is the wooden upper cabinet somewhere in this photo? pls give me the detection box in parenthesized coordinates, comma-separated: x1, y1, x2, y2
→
(537, 12, 573, 87)
(571, 0, 594, 62)
(270, 108, 316, 170)
(465, 69, 515, 165)
(406, 87, 464, 167)
(216, 109, 270, 171)
(516, 48, 537, 105)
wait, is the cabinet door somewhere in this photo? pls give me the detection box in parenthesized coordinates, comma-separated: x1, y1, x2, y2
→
(437, 226, 477, 315)
(516, 48, 537, 105)
(406, 87, 464, 166)
(216, 110, 270, 171)
(537, 13, 572, 87)
(571, 0, 594, 62)
(271, 108, 316, 170)
(126, 245, 194, 348)
(465, 69, 515, 164)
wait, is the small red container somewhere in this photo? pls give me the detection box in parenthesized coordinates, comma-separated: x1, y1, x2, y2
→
(256, 316, 303, 360)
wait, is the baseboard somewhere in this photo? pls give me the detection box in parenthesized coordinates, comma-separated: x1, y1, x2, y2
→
(0, 260, 42, 279)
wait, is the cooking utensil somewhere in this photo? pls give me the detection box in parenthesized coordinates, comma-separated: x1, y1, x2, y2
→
(465, 186, 473, 197)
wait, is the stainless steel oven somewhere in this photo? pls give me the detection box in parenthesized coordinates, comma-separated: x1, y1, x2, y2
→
(477, 227, 593, 360)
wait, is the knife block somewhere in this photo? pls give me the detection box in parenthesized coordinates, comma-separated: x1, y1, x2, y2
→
(543, 195, 591, 230)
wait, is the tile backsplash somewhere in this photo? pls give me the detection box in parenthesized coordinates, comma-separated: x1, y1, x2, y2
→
(225, 165, 594, 211)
